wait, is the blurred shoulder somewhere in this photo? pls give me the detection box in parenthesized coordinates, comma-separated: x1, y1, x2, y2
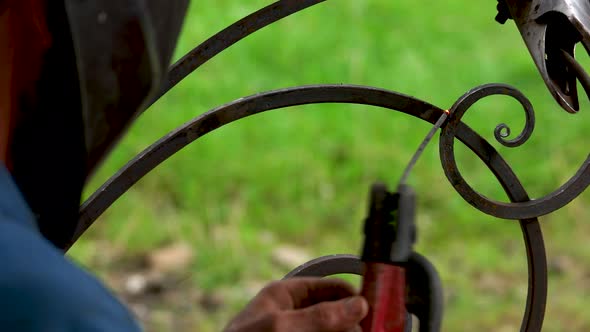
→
(0, 220, 141, 331)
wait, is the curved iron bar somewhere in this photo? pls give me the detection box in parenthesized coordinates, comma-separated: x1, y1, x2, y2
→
(561, 49, 590, 104)
(74, 84, 444, 245)
(283, 254, 363, 278)
(144, 0, 326, 112)
(440, 83, 590, 220)
(70, 84, 547, 332)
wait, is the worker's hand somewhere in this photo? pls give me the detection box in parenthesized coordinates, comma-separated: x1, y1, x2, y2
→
(224, 277, 368, 332)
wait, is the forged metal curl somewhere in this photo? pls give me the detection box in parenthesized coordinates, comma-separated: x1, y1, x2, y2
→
(70, 84, 547, 332)
(440, 83, 590, 220)
(490, 85, 535, 148)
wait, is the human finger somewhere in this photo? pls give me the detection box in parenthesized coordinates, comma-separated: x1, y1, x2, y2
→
(279, 295, 368, 332)
(257, 277, 358, 310)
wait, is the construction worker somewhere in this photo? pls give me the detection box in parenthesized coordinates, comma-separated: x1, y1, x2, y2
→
(0, 1, 368, 330)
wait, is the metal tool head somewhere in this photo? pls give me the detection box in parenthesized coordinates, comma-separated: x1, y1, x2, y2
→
(362, 183, 416, 264)
(500, 0, 590, 113)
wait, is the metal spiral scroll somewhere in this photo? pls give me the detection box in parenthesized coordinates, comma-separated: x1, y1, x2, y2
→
(439, 82, 590, 220)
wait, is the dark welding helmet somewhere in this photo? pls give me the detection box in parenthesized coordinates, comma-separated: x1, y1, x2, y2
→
(66, 0, 189, 170)
(10, 0, 189, 249)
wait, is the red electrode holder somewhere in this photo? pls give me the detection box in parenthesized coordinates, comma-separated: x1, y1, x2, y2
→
(360, 183, 416, 332)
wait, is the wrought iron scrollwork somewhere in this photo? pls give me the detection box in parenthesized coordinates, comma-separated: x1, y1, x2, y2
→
(68, 1, 590, 331)
(439, 85, 590, 220)
(71, 84, 549, 332)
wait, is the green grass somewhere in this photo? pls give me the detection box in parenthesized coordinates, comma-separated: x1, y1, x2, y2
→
(70, 1, 590, 331)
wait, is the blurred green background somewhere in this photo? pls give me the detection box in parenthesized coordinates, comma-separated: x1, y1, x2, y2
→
(69, 0, 590, 331)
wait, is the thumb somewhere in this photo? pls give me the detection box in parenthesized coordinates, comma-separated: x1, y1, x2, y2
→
(284, 296, 368, 332)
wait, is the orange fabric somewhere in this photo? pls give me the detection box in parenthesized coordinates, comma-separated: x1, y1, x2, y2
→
(0, 0, 51, 170)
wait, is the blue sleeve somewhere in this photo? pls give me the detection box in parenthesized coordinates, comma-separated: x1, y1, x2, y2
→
(0, 166, 141, 332)
(0, 220, 143, 332)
